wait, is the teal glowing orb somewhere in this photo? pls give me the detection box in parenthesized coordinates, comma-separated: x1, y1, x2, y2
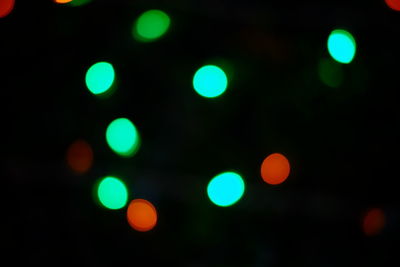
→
(97, 176, 128, 210)
(207, 172, 245, 207)
(85, 61, 115, 95)
(106, 118, 140, 157)
(193, 65, 228, 98)
(327, 29, 356, 64)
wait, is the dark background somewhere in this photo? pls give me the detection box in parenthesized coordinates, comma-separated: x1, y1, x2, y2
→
(2, 0, 399, 266)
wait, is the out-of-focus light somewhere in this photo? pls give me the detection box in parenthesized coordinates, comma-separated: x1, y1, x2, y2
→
(133, 10, 171, 42)
(193, 65, 228, 98)
(385, 0, 400, 11)
(327, 29, 356, 64)
(85, 61, 115, 96)
(318, 58, 344, 88)
(0, 0, 15, 18)
(106, 118, 140, 157)
(68, 0, 92, 6)
(66, 139, 93, 174)
(127, 199, 158, 232)
(207, 172, 245, 207)
(261, 153, 290, 185)
(96, 176, 128, 210)
(363, 208, 386, 236)
(54, 0, 73, 4)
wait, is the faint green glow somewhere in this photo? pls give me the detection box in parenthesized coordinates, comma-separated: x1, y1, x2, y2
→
(318, 58, 344, 88)
(106, 118, 140, 157)
(207, 172, 245, 207)
(193, 65, 228, 98)
(85, 62, 115, 95)
(133, 10, 171, 42)
(327, 29, 356, 64)
(68, 0, 92, 6)
(97, 176, 128, 210)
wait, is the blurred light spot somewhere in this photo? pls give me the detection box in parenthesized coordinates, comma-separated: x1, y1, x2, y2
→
(133, 10, 170, 42)
(85, 61, 115, 96)
(327, 29, 356, 64)
(68, 0, 92, 6)
(96, 176, 128, 210)
(193, 65, 228, 98)
(385, 0, 400, 11)
(54, 0, 73, 4)
(127, 199, 158, 232)
(207, 172, 245, 207)
(318, 58, 344, 88)
(261, 153, 290, 185)
(363, 208, 385, 236)
(106, 118, 140, 157)
(0, 0, 15, 18)
(66, 139, 93, 174)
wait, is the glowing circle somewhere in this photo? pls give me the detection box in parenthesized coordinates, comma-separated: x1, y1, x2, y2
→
(66, 139, 93, 174)
(85, 62, 115, 95)
(327, 29, 356, 64)
(106, 118, 140, 157)
(127, 199, 158, 232)
(207, 172, 245, 207)
(385, 0, 400, 11)
(54, 0, 73, 3)
(68, 0, 92, 6)
(133, 10, 171, 42)
(261, 153, 290, 185)
(318, 58, 344, 88)
(0, 0, 15, 18)
(193, 65, 228, 98)
(363, 208, 386, 236)
(97, 177, 128, 210)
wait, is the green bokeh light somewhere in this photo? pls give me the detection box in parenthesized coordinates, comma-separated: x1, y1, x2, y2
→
(85, 62, 115, 95)
(318, 58, 344, 88)
(327, 29, 356, 64)
(133, 10, 171, 42)
(68, 0, 92, 7)
(207, 172, 245, 207)
(193, 65, 228, 98)
(106, 118, 140, 157)
(97, 176, 128, 210)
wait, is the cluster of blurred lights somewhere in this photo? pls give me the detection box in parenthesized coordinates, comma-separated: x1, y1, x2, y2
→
(1, 0, 389, 233)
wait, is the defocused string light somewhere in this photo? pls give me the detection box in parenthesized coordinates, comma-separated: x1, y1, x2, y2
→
(318, 58, 344, 88)
(68, 0, 92, 6)
(385, 0, 400, 11)
(261, 153, 290, 185)
(106, 118, 140, 157)
(207, 172, 245, 207)
(362, 208, 386, 236)
(0, 0, 15, 18)
(54, 0, 73, 4)
(85, 61, 115, 96)
(193, 65, 228, 98)
(96, 176, 128, 210)
(133, 10, 171, 42)
(127, 199, 158, 232)
(66, 139, 93, 174)
(327, 29, 356, 64)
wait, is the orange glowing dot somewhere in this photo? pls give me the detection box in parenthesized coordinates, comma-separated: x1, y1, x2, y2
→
(385, 0, 400, 11)
(362, 208, 385, 236)
(261, 153, 290, 185)
(66, 139, 93, 174)
(54, 0, 73, 4)
(127, 199, 158, 232)
(0, 0, 15, 18)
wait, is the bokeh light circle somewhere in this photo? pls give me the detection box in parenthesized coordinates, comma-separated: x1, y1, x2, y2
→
(193, 65, 228, 98)
(362, 208, 386, 236)
(127, 199, 158, 232)
(261, 153, 290, 185)
(327, 29, 356, 64)
(385, 0, 400, 11)
(66, 139, 93, 174)
(97, 176, 128, 210)
(207, 172, 245, 207)
(85, 61, 115, 95)
(0, 0, 15, 18)
(133, 10, 171, 42)
(106, 118, 140, 157)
